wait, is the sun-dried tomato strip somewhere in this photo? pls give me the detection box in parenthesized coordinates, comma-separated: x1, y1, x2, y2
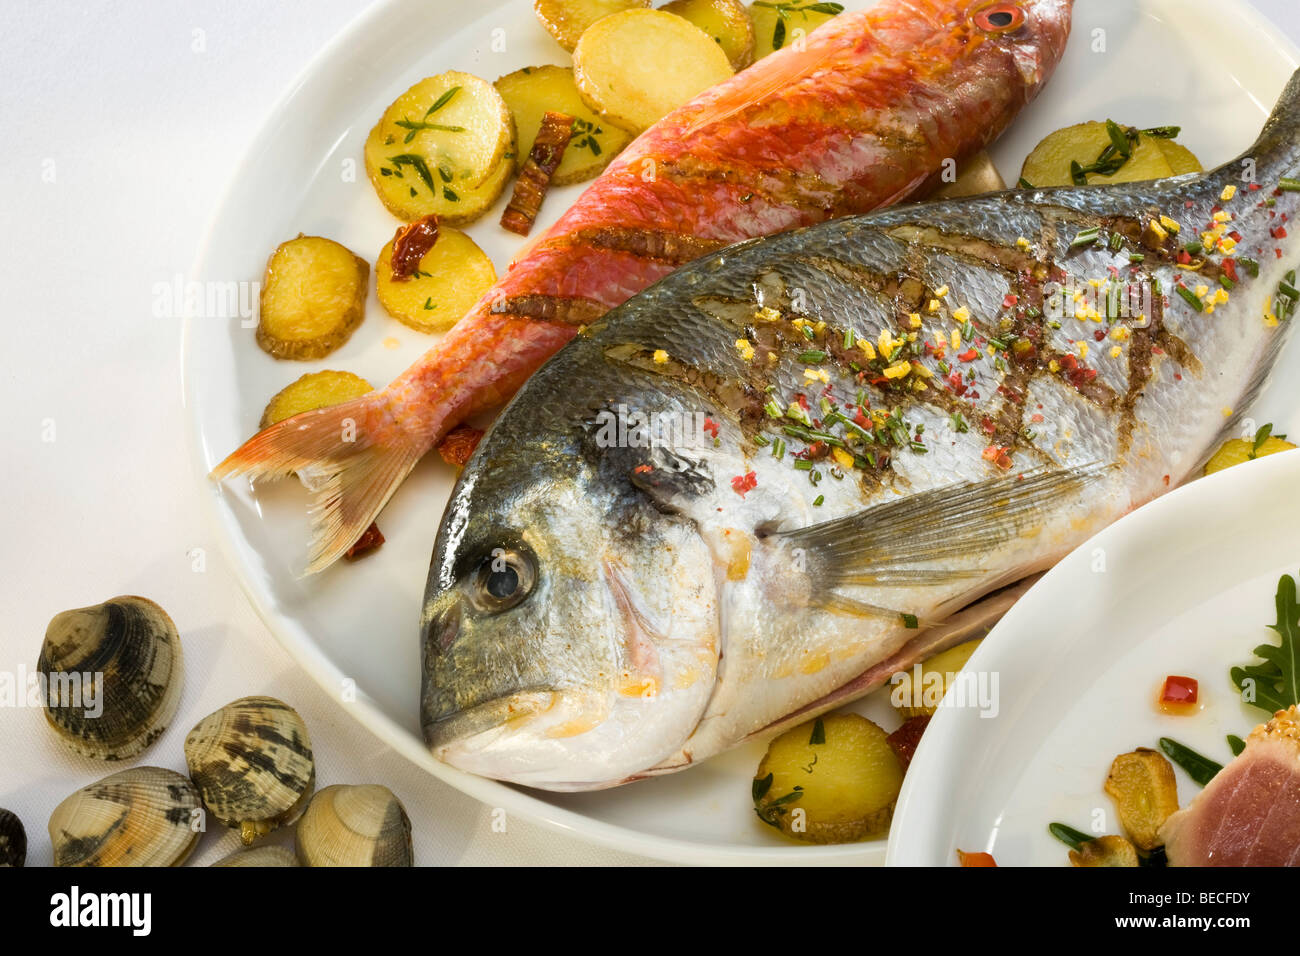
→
(500, 112, 574, 237)
(437, 425, 486, 466)
(391, 214, 440, 279)
(344, 522, 385, 560)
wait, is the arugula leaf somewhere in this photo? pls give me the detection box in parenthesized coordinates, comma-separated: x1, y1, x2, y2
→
(1230, 570, 1300, 715)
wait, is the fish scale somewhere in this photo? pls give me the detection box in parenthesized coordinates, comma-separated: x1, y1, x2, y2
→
(417, 68, 1300, 790)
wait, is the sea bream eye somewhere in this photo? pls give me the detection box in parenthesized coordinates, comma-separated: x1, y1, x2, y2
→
(470, 548, 536, 612)
(975, 4, 1024, 32)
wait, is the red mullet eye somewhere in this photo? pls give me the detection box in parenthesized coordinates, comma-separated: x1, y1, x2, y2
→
(975, 4, 1024, 32)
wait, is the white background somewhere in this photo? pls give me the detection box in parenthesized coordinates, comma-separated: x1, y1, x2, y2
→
(0, 0, 1295, 867)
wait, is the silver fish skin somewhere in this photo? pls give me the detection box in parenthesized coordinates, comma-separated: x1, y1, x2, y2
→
(420, 70, 1300, 791)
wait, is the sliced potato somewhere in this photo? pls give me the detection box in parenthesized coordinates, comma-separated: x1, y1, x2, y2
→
(1204, 434, 1297, 475)
(1020, 121, 1178, 188)
(376, 227, 497, 334)
(533, 0, 650, 52)
(365, 72, 515, 223)
(661, 0, 755, 70)
(1104, 748, 1179, 851)
(890, 638, 983, 719)
(494, 65, 631, 185)
(573, 9, 733, 134)
(1069, 835, 1140, 867)
(753, 713, 902, 844)
(932, 150, 1007, 200)
(260, 370, 374, 429)
(256, 236, 368, 360)
(749, 0, 838, 60)
(1157, 139, 1203, 176)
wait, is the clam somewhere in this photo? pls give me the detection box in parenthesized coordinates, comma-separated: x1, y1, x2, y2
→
(296, 784, 413, 867)
(210, 845, 300, 867)
(184, 696, 314, 844)
(48, 766, 201, 867)
(38, 595, 183, 761)
(0, 809, 26, 867)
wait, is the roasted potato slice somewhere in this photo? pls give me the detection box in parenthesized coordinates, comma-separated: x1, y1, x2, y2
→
(932, 150, 1007, 200)
(573, 9, 733, 134)
(1104, 748, 1179, 851)
(256, 236, 368, 360)
(1204, 433, 1296, 475)
(1019, 121, 1184, 188)
(661, 0, 756, 70)
(749, 0, 838, 60)
(1069, 835, 1139, 867)
(1157, 139, 1204, 176)
(533, 0, 650, 52)
(260, 369, 374, 429)
(376, 227, 497, 334)
(753, 713, 903, 844)
(365, 72, 515, 223)
(494, 65, 631, 185)
(889, 638, 983, 718)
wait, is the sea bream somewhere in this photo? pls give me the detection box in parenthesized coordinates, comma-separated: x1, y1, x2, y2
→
(419, 71, 1300, 790)
(213, 0, 1074, 572)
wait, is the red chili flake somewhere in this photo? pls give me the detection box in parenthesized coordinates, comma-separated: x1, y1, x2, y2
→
(731, 471, 757, 496)
(1222, 258, 1239, 282)
(437, 425, 485, 467)
(1184, 200, 1194, 208)
(1279, 249, 1285, 259)
(1002, 293, 1019, 309)
(1030, 413, 1044, 423)
(968, 390, 981, 399)
(702, 417, 720, 439)
(1249, 183, 1262, 191)
(1272, 226, 1288, 239)
(1177, 249, 1192, 265)
(1093, 329, 1106, 341)
(806, 441, 830, 460)
(633, 464, 653, 474)
(795, 394, 809, 410)
(1162, 474, 1171, 486)
(853, 410, 872, 429)
(982, 445, 1013, 469)
(980, 416, 996, 435)
(1152, 346, 1165, 355)
(344, 522, 385, 561)
(1059, 353, 1079, 371)
(1174, 372, 1182, 381)
(958, 348, 980, 362)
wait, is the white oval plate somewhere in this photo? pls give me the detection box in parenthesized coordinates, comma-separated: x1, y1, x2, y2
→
(887, 448, 1300, 866)
(186, 0, 1299, 864)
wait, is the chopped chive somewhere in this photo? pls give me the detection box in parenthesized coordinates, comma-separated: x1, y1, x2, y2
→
(813, 494, 824, 507)
(901, 613, 919, 629)
(772, 437, 786, 459)
(1184, 240, 1203, 256)
(1048, 822, 1092, 851)
(1109, 232, 1125, 252)
(1070, 227, 1101, 249)
(801, 324, 815, 340)
(1279, 177, 1300, 192)
(1069, 161, 1088, 187)
(1106, 119, 1131, 158)
(809, 718, 826, 745)
(764, 400, 782, 418)
(1158, 737, 1222, 787)
(1141, 126, 1180, 139)
(843, 328, 855, 349)
(753, 434, 771, 447)
(1175, 284, 1204, 312)
(1128, 251, 1145, 264)
(798, 349, 827, 363)
(1220, 274, 1236, 290)
(1017, 176, 1035, 189)
(1278, 281, 1299, 301)
(793, 459, 813, 471)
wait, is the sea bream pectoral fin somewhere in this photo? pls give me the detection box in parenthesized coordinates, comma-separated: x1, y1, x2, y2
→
(773, 462, 1113, 619)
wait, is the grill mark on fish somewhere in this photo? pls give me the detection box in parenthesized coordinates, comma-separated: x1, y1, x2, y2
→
(885, 223, 1037, 274)
(567, 226, 730, 265)
(655, 155, 844, 215)
(490, 294, 608, 326)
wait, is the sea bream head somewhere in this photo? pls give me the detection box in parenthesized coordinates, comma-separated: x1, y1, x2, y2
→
(422, 65, 1300, 791)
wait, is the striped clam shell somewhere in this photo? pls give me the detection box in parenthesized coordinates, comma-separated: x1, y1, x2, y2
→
(296, 784, 413, 867)
(184, 696, 315, 844)
(38, 596, 183, 761)
(210, 845, 300, 867)
(48, 766, 200, 867)
(0, 808, 26, 867)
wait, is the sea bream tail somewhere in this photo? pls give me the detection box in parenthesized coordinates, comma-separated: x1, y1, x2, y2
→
(210, 392, 427, 574)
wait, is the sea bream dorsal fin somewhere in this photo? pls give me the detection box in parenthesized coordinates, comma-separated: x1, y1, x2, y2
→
(776, 462, 1112, 603)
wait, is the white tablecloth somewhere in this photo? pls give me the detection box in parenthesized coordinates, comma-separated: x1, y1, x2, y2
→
(1, 0, 1295, 866)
